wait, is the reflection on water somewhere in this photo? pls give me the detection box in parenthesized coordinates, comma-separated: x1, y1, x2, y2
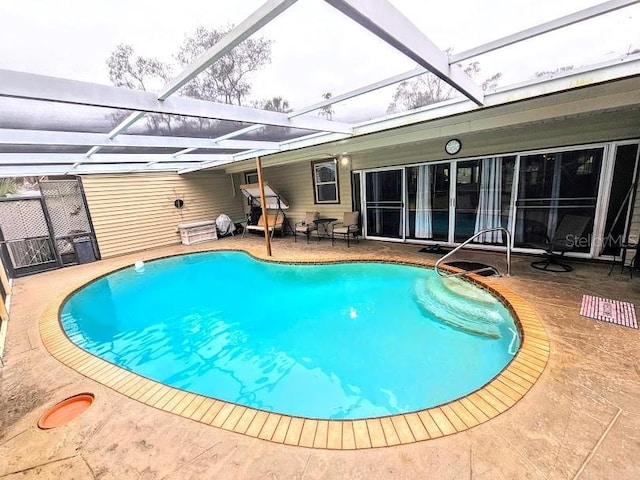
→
(61, 251, 520, 419)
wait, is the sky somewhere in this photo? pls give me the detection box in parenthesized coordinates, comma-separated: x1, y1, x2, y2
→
(0, 0, 638, 123)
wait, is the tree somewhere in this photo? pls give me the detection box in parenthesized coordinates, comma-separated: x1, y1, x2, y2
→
(107, 44, 175, 133)
(387, 52, 502, 113)
(174, 26, 272, 106)
(318, 92, 334, 120)
(255, 96, 292, 113)
(0, 179, 18, 197)
(105, 26, 273, 134)
(107, 44, 172, 91)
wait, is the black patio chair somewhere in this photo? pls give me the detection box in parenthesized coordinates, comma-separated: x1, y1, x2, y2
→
(530, 215, 591, 272)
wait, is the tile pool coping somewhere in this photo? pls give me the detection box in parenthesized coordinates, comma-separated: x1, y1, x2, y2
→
(39, 248, 549, 449)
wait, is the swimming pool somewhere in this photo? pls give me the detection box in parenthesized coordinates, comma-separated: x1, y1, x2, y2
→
(60, 251, 521, 420)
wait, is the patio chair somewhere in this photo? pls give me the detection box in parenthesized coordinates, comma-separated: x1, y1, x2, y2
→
(294, 211, 320, 243)
(530, 214, 591, 272)
(242, 211, 285, 239)
(331, 211, 360, 247)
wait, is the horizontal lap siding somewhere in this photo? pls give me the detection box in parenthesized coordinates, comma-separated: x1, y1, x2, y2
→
(351, 143, 430, 171)
(351, 119, 640, 172)
(81, 172, 244, 258)
(262, 161, 353, 224)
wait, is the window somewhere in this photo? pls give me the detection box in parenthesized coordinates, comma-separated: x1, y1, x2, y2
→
(244, 171, 259, 184)
(312, 160, 340, 204)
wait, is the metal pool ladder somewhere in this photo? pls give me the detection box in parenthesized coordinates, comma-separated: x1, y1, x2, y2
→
(434, 227, 512, 278)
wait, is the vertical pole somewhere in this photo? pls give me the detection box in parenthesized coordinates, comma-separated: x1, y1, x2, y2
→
(77, 176, 101, 260)
(0, 254, 9, 295)
(256, 156, 272, 257)
(0, 295, 8, 322)
(39, 197, 63, 268)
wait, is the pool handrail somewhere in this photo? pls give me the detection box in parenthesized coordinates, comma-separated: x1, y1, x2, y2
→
(435, 227, 512, 278)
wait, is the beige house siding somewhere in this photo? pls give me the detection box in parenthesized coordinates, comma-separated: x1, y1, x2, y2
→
(350, 117, 640, 172)
(260, 160, 353, 225)
(81, 171, 244, 258)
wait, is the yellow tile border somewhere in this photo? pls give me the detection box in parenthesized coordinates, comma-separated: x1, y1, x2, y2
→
(39, 247, 549, 449)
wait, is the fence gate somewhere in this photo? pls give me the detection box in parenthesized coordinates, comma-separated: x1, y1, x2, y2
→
(39, 179, 99, 268)
(0, 178, 100, 278)
(0, 198, 58, 277)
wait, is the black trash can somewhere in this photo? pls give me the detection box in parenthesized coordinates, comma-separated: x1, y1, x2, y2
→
(73, 237, 96, 264)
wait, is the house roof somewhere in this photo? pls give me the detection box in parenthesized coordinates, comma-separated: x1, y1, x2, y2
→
(0, 0, 639, 177)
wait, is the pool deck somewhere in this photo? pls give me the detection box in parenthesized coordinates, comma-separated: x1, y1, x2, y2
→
(2, 236, 639, 479)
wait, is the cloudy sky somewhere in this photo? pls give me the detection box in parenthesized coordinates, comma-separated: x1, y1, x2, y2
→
(0, 0, 638, 122)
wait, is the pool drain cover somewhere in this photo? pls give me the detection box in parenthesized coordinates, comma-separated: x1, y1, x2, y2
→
(38, 393, 94, 429)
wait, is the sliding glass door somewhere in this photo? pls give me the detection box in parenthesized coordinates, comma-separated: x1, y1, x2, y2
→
(405, 163, 450, 241)
(514, 148, 604, 252)
(365, 169, 403, 239)
(455, 157, 516, 244)
(600, 143, 639, 256)
(367, 158, 515, 245)
(454, 160, 480, 242)
(359, 144, 618, 257)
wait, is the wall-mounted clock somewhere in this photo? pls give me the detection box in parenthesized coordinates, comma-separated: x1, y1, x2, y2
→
(445, 138, 462, 155)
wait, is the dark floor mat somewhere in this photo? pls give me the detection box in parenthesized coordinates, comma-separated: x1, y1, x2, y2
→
(444, 261, 500, 277)
(418, 245, 445, 253)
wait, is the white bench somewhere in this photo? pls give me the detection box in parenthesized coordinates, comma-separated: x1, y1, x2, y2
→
(177, 220, 218, 245)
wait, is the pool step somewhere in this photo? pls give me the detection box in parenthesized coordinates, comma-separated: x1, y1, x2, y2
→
(444, 261, 501, 277)
(414, 277, 503, 339)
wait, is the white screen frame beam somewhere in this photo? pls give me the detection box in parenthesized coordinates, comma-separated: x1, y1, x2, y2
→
(324, 0, 484, 105)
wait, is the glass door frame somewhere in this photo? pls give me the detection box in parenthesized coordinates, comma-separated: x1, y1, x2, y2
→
(361, 166, 406, 243)
(593, 140, 640, 260)
(509, 141, 613, 259)
(447, 161, 457, 245)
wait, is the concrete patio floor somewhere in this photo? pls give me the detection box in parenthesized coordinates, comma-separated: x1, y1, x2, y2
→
(1, 235, 639, 479)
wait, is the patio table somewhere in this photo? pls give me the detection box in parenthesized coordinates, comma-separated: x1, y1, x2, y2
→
(313, 218, 337, 241)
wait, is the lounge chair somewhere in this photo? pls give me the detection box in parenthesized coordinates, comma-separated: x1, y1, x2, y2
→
(530, 214, 591, 272)
(242, 211, 285, 239)
(294, 212, 320, 243)
(331, 211, 360, 247)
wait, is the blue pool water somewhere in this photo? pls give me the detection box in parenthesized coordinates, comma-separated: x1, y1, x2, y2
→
(61, 251, 520, 420)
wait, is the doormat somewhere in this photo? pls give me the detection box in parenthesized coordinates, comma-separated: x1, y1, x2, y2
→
(579, 295, 637, 329)
(419, 245, 444, 254)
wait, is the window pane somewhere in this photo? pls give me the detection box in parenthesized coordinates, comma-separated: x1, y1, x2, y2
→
(365, 170, 402, 202)
(317, 184, 337, 202)
(316, 164, 336, 183)
(602, 144, 639, 255)
(244, 171, 259, 184)
(515, 148, 603, 251)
